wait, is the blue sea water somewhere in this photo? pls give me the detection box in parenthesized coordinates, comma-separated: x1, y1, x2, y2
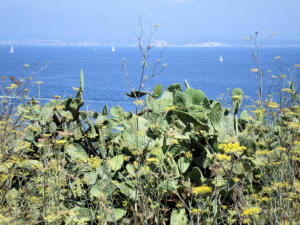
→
(0, 46, 299, 112)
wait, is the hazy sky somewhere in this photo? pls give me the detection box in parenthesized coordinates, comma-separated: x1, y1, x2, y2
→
(0, 0, 299, 44)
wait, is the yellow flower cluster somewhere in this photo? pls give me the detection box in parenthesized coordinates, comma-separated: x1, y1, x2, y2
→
(256, 150, 272, 155)
(267, 101, 279, 109)
(90, 156, 102, 169)
(184, 152, 193, 159)
(241, 207, 261, 216)
(192, 185, 212, 195)
(146, 157, 160, 165)
(216, 153, 231, 161)
(218, 142, 246, 155)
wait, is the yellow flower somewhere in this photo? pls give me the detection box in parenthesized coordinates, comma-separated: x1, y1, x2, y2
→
(216, 153, 231, 161)
(72, 87, 79, 91)
(267, 101, 279, 109)
(146, 158, 160, 165)
(184, 152, 193, 159)
(280, 74, 286, 78)
(122, 200, 128, 207)
(218, 142, 246, 155)
(294, 141, 300, 145)
(293, 64, 300, 68)
(241, 207, 261, 216)
(166, 105, 176, 112)
(90, 156, 102, 169)
(256, 150, 272, 155)
(274, 56, 281, 59)
(250, 68, 259, 72)
(24, 64, 30, 68)
(133, 100, 144, 106)
(55, 140, 68, 145)
(277, 146, 287, 152)
(191, 208, 202, 214)
(192, 185, 212, 195)
(35, 81, 43, 85)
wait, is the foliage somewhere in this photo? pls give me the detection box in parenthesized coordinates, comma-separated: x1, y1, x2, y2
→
(0, 56, 299, 224)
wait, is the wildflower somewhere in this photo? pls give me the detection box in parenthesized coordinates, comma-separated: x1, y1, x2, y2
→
(273, 182, 290, 190)
(250, 68, 259, 72)
(221, 205, 228, 210)
(192, 185, 212, 195)
(294, 141, 300, 145)
(122, 200, 128, 207)
(133, 99, 144, 106)
(90, 156, 102, 169)
(166, 105, 176, 112)
(218, 142, 246, 155)
(280, 74, 286, 78)
(241, 207, 261, 216)
(55, 139, 68, 145)
(274, 56, 281, 59)
(72, 87, 79, 91)
(267, 101, 279, 109)
(35, 81, 43, 85)
(24, 64, 30, 68)
(216, 153, 231, 161)
(184, 151, 193, 159)
(277, 146, 287, 152)
(293, 64, 300, 68)
(146, 158, 160, 165)
(233, 177, 240, 182)
(191, 208, 202, 214)
(256, 150, 272, 155)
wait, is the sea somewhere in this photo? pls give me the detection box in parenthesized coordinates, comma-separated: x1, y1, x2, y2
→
(0, 46, 299, 112)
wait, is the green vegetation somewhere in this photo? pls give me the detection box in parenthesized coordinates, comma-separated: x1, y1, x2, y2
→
(0, 63, 299, 224)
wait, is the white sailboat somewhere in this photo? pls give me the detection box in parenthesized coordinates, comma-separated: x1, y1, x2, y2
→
(219, 56, 223, 62)
(112, 44, 115, 52)
(9, 45, 15, 54)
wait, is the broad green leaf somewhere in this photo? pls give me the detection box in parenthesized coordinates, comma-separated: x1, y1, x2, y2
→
(107, 208, 126, 222)
(153, 84, 163, 98)
(65, 143, 88, 162)
(170, 209, 188, 225)
(178, 157, 191, 173)
(107, 155, 123, 171)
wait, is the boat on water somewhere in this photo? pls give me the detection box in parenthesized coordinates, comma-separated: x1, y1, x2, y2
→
(112, 45, 115, 52)
(9, 46, 15, 54)
(219, 56, 223, 62)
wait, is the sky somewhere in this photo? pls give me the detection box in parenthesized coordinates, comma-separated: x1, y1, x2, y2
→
(0, 0, 299, 46)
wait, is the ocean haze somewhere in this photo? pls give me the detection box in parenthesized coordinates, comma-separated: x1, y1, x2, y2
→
(0, 0, 299, 46)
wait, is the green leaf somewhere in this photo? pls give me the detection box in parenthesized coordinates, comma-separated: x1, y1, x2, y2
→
(83, 171, 97, 185)
(110, 106, 126, 119)
(188, 167, 204, 186)
(209, 101, 223, 129)
(65, 144, 88, 162)
(107, 155, 124, 171)
(170, 209, 188, 225)
(107, 208, 126, 222)
(178, 157, 191, 173)
(152, 84, 163, 98)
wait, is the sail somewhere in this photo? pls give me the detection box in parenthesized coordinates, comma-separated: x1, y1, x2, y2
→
(112, 45, 115, 52)
(9, 46, 15, 54)
(219, 56, 223, 62)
